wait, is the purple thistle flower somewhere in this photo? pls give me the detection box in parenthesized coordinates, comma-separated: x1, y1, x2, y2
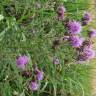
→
(53, 58, 60, 65)
(29, 81, 39, 91)
(88, 29, 96, 38)
(36, 69, 44, 81)
(83, 48, 95, 59)
(16, 55, 29, 69)
(68, 21, 82, 34)
(70, 36, 84, 48)
(77, 54, 88, 61)
(82, 12, 91, 26)
(57, 6, 66, 20)
(83, 12, 91, 21)
(77, 49, 95, 61)
(82, 39, 93, 49)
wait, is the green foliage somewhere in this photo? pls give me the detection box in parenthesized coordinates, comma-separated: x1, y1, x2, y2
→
(0, 0, 92, 96)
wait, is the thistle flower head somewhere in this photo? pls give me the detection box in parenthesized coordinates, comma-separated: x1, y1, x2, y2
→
(82, 40, 93, 49)
(68, 21, 82, 34)
(83, 48, 95, 59)
(82, 12, 91, 26)
(16, 55, 29, 69)
(83, 13, 90, 20)
(57, 6, 66, 20)
(36, 69, 44, 81)
(29, 81, 39, 91)
(89, 29, 96, 38)
(77, 54, 88, 61)
(83, 12, 91, 21)
(70, 36, 84, 48)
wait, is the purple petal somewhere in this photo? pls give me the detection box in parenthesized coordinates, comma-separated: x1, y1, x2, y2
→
(70, 36, 84, 48)
(89, 29, 96, 38)
(29, 81, 39, 91)
(57, 6, 66, 20)
(36, 69, 44, 81)
(68, 21, 82, 34)
(16, 55, 29, 69)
